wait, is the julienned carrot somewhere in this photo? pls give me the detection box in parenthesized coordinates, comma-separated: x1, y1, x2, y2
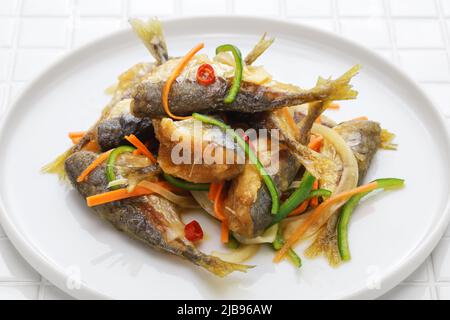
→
(77, 150, 112, 183)
(310, 180, 319, 207)
(308, 135, 323, 152)
(213, 182, 226, 221)
(273, 181, 379, 262)
(83, 140, 100, 152)
(124, 134, 156, 163)
(68, 131, 86, 139)
(213, 181, 229, 243)
(288, 180, 319, 217)
(287, 200, 308, 217)
(70, 137, 82, 144)
(281, 107, 300, 139)
(352, 116, 369, 121)
(315, 116, 322, 124)
(163, 43, 204, 120)
(208, 182, 220, 201)
(221, 220, 229, 243)
(87, 186, 153, 207)
(327, 103, 341, 110)
(69, 131, 85, 144)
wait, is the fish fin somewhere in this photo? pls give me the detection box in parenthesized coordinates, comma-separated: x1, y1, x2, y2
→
(41, 148, 72, 180)
(285, 136, 340, 189)
(269, 111, 340, 188)
(315, 64, 361, 102)
(198, 255, 254, 277)
(244, 33, 275, 65)
(297, 101, 327, 144)
(129, 18, 169, 65)
(380, 128, 398, 150)
(304, 214, 341, 267)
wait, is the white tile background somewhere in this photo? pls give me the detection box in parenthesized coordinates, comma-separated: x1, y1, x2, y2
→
(0, 0, 449, 300)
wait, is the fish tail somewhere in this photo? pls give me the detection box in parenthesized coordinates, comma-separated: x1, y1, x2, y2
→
(304, 214, 342, 267)
(129, 18, 168, 65)
(244, 32, 275, 65)
(197, 255, 253, 277)
(41, 148, 72, 180)
(316, 64, 361, 102)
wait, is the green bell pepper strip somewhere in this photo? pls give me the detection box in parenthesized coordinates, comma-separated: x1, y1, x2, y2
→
(338, 178, 405, 261)
(106, 146, 136, 189)
(271, 172, 315, 225)
(225, 234, 240, 249)
(272, 226, 302, 268)
(163, 173, 210, 191)
(192, 113, 279, 214)
(308, 188, 332, 199)
(215, 44, 243, 104)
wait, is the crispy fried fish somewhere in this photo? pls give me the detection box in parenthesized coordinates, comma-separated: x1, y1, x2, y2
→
(65, 151, 250, 277)
(153, 117, 245, 183)
(304, 119, 381, 265)
(43, 18, 169, 176)
(224, 145, 299, 237)
(131, 58, 360, 117)
(332, 120, 381, 182)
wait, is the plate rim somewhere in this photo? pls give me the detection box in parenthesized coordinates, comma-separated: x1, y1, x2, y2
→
(0, 14, 449, 300)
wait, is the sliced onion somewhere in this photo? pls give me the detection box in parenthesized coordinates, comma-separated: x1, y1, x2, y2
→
(107, 178, 128, 189)
(233, 224, 278, 244)
(190, 191, 215, 216)
(288, 180, 301, 190)
(283, 123, 359, 241)
(138, 181, 199, 209)
(211, 244, 260, 264)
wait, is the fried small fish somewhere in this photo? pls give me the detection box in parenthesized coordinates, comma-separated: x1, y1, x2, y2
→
(153, 117, 245, 183)
(42, 63, 156, 178)
(65, 151, 250, 277)
(332, 120, 381, 182)
(224, 145, 299, 237)
(305, 119, 381, 266)
(43, 18, 169, 176)
(131, 57, 360, 117)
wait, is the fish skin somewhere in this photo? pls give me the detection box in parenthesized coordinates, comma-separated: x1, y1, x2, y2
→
(332, 120, 381, 182)
(97, 113, 155, 152)
(64, 151, 249, 277)
(225, 147, 300, 237)
(131, 65, 360, 118)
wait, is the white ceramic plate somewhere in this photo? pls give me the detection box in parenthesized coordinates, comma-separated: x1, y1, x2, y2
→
(0, 16, 449, 300)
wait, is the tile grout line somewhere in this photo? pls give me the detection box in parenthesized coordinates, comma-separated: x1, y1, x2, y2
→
(278, 0, 286, 18)
(37, 0, 76, 299)
(174, 0, 182, 16)
(121, 0, 129, 26)
(427, 257, 439, 299)
(3, 0, 24, 116)
(67, 0, 77, 49)
(435, 0, 450, 84)
(383, 0, 401, 65)
(226, 0, 234, 14)
(331, 0, 341, 33)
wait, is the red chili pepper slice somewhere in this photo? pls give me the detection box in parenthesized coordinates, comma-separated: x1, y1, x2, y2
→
(196, 63, 215, 86)
(184, 220, 204, 242)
